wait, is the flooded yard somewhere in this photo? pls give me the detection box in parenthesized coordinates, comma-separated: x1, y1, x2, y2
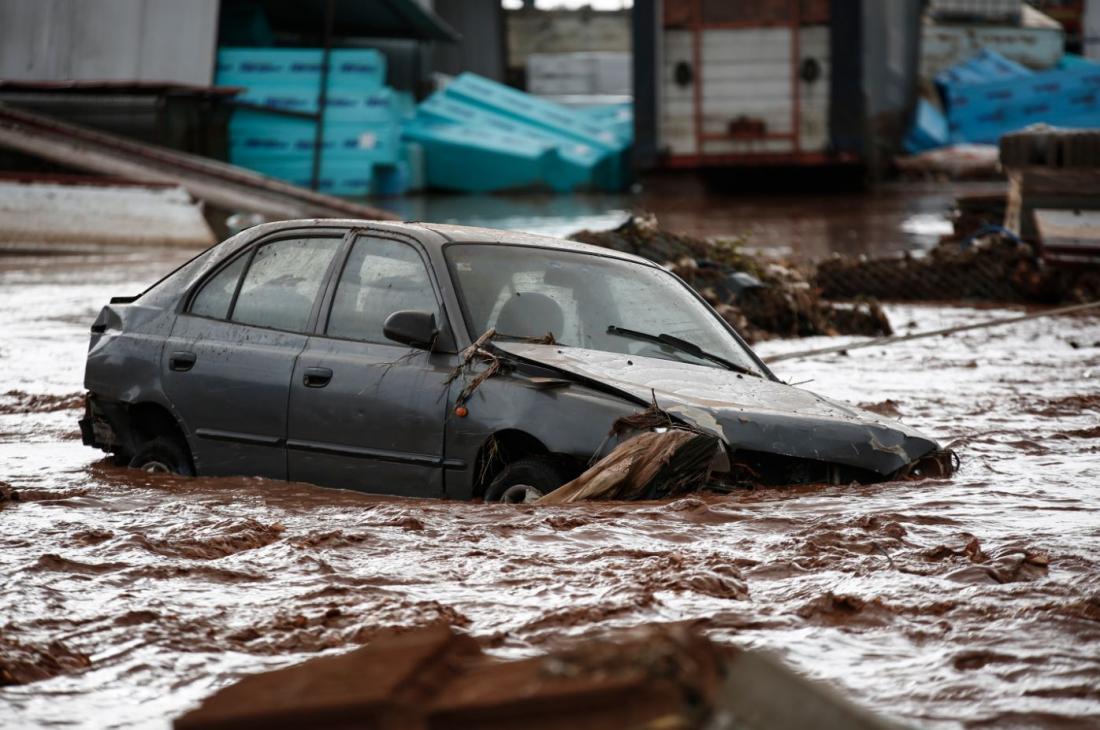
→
(2, 188, 1099, 728)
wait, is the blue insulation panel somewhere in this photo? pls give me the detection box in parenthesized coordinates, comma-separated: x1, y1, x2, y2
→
(945, 61, 1100, 143)
(403, 119, 553, 193)
(935, 49, 1032, 90)
(217, 46, 399, 195)
(232, 86, 398, 123)
(229, 113, 400, 164)
(403, 73, 632, 193)
(229, 154, 374, 195)
(216, 48, 386, 90)
(904, 99, 950, 153)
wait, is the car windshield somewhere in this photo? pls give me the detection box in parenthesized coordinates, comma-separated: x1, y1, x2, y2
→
(446, 243, 763, 375)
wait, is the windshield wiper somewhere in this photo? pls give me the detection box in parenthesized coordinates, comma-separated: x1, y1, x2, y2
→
(606, 325, 759, 377)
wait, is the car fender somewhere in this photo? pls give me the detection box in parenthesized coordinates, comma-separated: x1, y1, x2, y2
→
(84, 302, 193, 448)
(443, 372, 645, 499)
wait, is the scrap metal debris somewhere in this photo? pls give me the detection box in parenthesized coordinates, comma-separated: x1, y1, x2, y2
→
(571, 213, 892, 343)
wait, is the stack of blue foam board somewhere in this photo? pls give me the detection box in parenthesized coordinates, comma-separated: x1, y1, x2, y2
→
(403, 73, 633, 193)
(909, 49, 1100, 149)
(943, 56, 1100, 144)
(574, 102, 634, 146)
(934, 48, 1033, 89)
(372, 91, 426, 197)
(217, 47, 401, 196)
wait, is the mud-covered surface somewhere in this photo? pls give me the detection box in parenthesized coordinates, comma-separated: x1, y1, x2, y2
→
(2, 236, 1100, 729)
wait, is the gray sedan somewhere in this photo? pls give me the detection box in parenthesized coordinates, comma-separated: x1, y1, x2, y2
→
(81, 219, 950, 500)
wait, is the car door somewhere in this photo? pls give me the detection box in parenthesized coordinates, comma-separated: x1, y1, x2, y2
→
(163, 231, 345, 478)
(286, 232, 455, 496)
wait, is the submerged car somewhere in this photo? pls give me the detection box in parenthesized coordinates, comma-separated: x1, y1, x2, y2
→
(81, 220, 951, 500)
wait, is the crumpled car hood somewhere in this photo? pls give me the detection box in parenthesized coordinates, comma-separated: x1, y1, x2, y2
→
(497, 343, 940, 476)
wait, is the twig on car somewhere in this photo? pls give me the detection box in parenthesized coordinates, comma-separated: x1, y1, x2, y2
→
(447, 328, 507, 406)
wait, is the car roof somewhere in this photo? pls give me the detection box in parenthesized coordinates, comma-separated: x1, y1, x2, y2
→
(235, 218, 657, 268)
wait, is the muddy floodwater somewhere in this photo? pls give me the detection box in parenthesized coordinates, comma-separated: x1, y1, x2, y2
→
(2, 191, 1100, 729)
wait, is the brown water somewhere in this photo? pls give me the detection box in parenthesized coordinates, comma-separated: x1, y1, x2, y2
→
(389, 179, 1001, 260)
(2, 192, 1100, 729)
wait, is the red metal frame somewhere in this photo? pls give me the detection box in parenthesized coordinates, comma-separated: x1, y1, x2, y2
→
(664, 151, 857, 168)
(679, 0, 832, 167)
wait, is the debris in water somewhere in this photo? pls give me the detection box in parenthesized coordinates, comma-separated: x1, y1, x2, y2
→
(571, 213, 893, 343)
(538, 428, 721, 504)
(173, 622, 897, 730)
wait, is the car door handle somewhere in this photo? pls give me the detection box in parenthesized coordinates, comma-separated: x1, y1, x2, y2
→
(169, 351, 197, 372)
(303, 367, 333, 388)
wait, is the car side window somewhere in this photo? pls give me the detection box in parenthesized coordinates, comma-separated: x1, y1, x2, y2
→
(231, 237, 342, 332)
(189, 254, 248, 320)
(327, 237, 439, 343)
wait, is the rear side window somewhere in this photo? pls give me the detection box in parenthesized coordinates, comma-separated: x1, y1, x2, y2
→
(326, 237, 439, 343)
(189, 255, 247, 320)
(231, 237, 342, 332)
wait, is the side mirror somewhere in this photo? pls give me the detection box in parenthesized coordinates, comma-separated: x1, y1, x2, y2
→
(383, 310, 438, 350)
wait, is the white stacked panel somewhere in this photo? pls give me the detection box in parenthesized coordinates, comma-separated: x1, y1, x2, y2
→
(928, 0, 1022, 21)
(527, 52, 632, 97)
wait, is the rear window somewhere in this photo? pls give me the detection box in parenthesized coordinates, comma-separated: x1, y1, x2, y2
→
(189, 255, 247, 320)
(231, 237, 342, 332)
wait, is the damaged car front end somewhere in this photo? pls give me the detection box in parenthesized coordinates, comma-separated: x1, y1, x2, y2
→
(81, 219, 954, 500)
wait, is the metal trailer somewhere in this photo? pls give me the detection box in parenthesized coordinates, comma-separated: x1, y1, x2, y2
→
(632, 0, 923, 175)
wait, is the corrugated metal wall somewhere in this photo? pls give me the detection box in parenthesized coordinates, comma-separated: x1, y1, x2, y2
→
(0, 0, 219, 85)
(432, 0, 505, 82)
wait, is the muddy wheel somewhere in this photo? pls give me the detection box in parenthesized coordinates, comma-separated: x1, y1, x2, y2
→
(484, 456, 573, 503)
(129, 437, 194, 476)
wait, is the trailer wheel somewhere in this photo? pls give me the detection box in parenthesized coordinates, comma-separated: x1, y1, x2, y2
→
(129, 436, 194, 476)
(484, 456, 574, 503)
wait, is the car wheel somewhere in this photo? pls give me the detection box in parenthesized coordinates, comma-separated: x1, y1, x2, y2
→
(128, 436, 194, 476)
(484, 456, 574, 503)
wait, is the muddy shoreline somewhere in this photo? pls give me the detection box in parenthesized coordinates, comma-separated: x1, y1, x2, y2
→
(3, 202, 1100, 728)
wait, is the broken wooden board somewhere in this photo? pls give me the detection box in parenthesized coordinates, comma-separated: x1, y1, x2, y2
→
(538, 429, 721, 504)
(1035, 208, 1100, 265)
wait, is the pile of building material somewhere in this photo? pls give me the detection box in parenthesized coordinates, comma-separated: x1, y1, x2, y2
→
(174, 623, 897, 730)
(903, 1, 1098, 169)
(403, 73, 632, 193)
(571, 214, 892, 343)
(216, 48, 412, 197)
(906, 49, 1100, 154)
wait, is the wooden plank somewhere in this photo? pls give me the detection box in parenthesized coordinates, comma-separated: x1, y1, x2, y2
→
(1034, 208, 1100, 264)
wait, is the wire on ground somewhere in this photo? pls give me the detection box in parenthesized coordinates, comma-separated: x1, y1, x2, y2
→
(765, 300, 1100, 364)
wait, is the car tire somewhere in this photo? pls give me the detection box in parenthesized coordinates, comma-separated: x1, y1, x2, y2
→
(484, 456, 575, 503)
(128, 436, 194, 476)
